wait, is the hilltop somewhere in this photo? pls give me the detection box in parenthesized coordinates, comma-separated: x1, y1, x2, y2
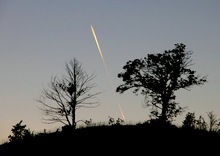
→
(1, 122, 220, 155)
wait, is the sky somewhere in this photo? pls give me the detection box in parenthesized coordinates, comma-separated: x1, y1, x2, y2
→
(1, 0, 220, 143)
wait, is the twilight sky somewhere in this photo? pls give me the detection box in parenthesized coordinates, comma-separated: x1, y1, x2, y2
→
(1, 0, 220, 143)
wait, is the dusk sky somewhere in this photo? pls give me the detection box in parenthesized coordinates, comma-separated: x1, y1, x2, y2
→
(1, 0, 220, 143)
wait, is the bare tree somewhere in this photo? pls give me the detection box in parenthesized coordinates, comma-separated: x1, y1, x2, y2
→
(36, 58, 102, 129)
(207, 111, 220, 132)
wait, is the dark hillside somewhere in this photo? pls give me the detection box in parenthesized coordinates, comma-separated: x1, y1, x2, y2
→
(1, 123, 220, 155)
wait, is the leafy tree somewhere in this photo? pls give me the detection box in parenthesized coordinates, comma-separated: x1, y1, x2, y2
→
(36, 58, 101, 129)
(8, 120, 33, 142)
(182, 112, 196, 129)
(116, 43, 207, 124)
(183, 112, 208, 130)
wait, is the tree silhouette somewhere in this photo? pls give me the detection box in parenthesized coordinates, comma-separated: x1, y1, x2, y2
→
(182, 112, 197, 129)
(207, 111, 220, 132)
(8, 120, 33, 142)
(116, 43, 207, 124)
(36, 58, 101, 129)
(196, 115, 207, 130)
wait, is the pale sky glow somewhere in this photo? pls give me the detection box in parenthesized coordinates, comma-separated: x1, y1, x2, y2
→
(1, 0, 220, 143)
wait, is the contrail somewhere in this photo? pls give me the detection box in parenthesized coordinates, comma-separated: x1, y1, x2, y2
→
(90, 25, 113, 90)
(90, 25, 125, 120)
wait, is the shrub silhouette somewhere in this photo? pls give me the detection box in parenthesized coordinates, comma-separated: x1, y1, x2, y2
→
(8, 120, 33, 142)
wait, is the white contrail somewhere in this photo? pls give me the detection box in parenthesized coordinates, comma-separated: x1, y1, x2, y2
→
(90, 25, 125, 120)
(90, 25, 113, 90)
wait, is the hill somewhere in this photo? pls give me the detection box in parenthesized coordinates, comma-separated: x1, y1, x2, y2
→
(1, 122, 220, 155)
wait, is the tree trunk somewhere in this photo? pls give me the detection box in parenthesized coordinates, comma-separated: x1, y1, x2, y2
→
(161, 102, 168, 125)
(72, 66, 77, 129)
(72, 96, 76, 129)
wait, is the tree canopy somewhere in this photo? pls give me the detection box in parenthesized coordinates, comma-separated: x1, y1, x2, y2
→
(116, 43, 207, 124)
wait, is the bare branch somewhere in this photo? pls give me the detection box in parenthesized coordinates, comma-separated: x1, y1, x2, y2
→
(36, 57, 102, 128)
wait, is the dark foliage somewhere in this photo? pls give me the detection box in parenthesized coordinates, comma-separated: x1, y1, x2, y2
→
(182, 112, 197, 129)
(8, 120, 33, 142)
(116, 43, 207, 124)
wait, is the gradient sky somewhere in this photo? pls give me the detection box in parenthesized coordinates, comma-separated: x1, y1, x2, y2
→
(1, 0, 220, 143)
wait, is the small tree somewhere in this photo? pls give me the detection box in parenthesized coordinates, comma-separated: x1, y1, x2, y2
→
(182, 112, 196, 129)
(8, 120, 33, 142)
(36, 58, 102, 129)
(196, 115, 207, 131)
(116, 43, 207, 124)
(207, 111, 220, 132)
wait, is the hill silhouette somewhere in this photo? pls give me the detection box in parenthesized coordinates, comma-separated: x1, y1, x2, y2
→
(1, 121, 220, 155)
